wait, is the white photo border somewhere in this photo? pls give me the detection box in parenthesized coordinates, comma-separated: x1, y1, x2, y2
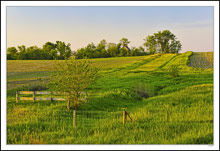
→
(1, 1, 219, 150)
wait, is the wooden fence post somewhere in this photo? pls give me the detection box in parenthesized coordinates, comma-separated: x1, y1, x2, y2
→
(33, 91, 35, 102)
(67, 99, 70, 110)
(123, 109, 127, 124)
(73, 110, 76, 127)
(16, 91, 18, 103)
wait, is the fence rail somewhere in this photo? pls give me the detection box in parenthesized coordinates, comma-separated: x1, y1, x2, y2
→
(16, 91, 66, 103)
(16, 91, 87, 103)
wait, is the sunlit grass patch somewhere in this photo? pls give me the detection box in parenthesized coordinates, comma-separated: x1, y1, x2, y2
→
(133, 53, 176, 72)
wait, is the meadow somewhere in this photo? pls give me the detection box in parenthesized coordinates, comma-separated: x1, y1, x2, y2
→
(6, 51, 214, 144)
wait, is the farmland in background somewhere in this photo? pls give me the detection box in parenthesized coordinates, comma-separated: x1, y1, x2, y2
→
(188, 52, 213, 69)
(6, 51, 214, 144)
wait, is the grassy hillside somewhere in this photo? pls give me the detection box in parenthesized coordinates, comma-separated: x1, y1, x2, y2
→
(6, 51, 213, 144)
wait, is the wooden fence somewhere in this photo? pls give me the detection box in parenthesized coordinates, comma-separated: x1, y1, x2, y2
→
(72, 108, 132, 127)
(16, 91, 66, 103)
(122, 108, 133, 124)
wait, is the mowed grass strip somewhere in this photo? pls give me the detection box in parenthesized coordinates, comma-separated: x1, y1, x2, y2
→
(133, 54, 176, 72)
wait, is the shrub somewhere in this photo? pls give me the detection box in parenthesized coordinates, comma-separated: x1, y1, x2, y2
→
(134, 83, 154, 98)
(169, 64, 180, 77)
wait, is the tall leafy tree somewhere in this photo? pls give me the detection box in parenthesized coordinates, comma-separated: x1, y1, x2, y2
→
(120, 38, 130, 47)
(143, 35, 157, 54)
(56, 41, 72, 60)
(7, 47, 18, 60)
(43, 42, 58, 60)
(107, 43, 118, 57)
(95, 39, 109, 58)
(119, 47, 130, 57)
(17, 45, 27, 60)
(143, 30, 182, 54)
(131, 46, 145, 56)
(26, 46, 46, 60)
(76, 48, 86, 59)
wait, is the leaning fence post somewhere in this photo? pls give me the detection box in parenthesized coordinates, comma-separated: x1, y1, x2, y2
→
(73, 110, 76, 127)
(123, 108, 127, 124)
(16, 91, 18, 103)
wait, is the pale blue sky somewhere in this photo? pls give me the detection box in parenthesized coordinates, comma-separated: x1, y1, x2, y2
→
(7, 6, 214, 52)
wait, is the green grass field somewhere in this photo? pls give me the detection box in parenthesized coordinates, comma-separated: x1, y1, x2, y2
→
(7, 51, 214, 144)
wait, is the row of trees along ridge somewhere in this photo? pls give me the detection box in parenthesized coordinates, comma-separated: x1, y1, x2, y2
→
(7, 30, 182, 60)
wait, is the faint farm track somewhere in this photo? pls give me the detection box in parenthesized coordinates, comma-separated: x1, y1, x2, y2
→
(132, 54, 176, 72)
(188, 52, 213, 69)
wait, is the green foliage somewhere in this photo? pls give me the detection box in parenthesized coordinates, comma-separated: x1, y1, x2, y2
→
(134, 83, 154, 98)
(143, 30, 182, 54)
(120, 37, 130, 47)
(119, 47, 130, 57)
(76, 38, 146, 59)
(107, 43, 120, 57)
(7, 47, 18, 60)
(47, 59, 100, 109)
(143, 35, 157, 54)
(169, 64, 180, 77)
(7, 30, 182, 60)
(7, 41, 72, 60)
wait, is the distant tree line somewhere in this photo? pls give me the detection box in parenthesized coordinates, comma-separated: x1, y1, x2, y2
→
(75, 38, 146, 59)
(7, 30, 182, 60)
(7, 41, 72, 60)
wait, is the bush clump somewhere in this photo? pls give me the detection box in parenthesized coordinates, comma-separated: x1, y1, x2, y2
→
(169, 64, 180, 77)
(134, 83, 154, 99)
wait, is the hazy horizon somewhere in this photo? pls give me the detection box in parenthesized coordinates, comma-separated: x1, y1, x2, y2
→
(7, 6, 214, 53)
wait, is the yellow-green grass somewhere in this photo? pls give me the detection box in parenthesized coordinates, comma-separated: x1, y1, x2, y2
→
(7, 84, 213, 144)
(161, 51, 213, 74)
(161, 51, 192, 71)
(132, 53, 176, 72)
(6, 51, 213, 144)
(7, 56, 148, 73)
(7, 56, 149, 90)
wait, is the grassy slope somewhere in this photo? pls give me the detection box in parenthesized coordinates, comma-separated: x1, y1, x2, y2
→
(7, 56, 148, 90)
(7, 51, 213, 144)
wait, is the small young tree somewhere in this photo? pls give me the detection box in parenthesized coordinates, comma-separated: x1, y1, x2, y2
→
(48, 59, 99, 110)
